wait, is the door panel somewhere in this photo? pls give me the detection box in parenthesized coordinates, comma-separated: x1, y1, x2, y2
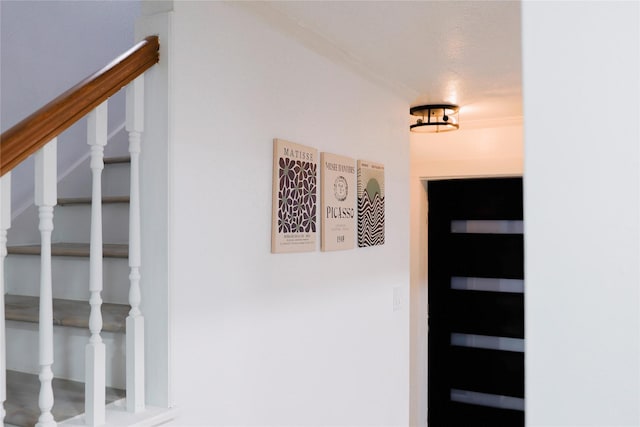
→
(428, 177, 524, 426)
(447, 233, 524, 278)
(447, 401, 524, 426)
(449, 347, 524, 397)
(444, 290, 524, 338)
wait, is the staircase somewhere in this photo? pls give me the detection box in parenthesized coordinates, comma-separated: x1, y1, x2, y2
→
(0, 36, 173, 426)
(4, 155, 131, 427)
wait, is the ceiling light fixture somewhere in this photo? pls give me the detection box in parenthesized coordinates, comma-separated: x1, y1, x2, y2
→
(409, 104, 459, 133)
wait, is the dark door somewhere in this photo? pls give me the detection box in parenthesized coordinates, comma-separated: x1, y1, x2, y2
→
(428, 177, 524, 426)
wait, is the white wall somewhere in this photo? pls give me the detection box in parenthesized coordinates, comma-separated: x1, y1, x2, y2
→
(409, 123, 523, 426)
(0, 0, 139, 217)
(523, 2, 640, 425)
(162, 2, 410, 425)
(410, 122, 523, 178)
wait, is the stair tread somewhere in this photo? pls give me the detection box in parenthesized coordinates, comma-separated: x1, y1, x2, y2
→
(6, 294, 128, 333)
(5, 370, 125, 427)
(103, 156, 130, 164)
(58, 196, 130, 205)
(7, 243, 128, 258)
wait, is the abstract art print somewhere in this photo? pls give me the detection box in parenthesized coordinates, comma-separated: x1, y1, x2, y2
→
(321, 152, 356, 251)
(357, 160, 385, 247)
(271, 138, 318, 253)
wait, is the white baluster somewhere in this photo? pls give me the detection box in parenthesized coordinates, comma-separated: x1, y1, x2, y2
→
(86, 101, 107, 426)
(0, 172, 11, 424)
(126, 75, 145, 413)
(35, 140, 57, 427)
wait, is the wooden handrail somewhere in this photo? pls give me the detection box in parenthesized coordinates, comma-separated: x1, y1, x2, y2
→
(0, 35, 159, 176)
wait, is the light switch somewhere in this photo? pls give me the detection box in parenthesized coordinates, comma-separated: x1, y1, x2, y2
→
(393, 286, 402, 312)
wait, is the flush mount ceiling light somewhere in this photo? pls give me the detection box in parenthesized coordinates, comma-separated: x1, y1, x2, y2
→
(410, 104, 459, 133)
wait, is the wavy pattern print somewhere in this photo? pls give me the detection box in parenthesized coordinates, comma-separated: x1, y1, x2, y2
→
(358, 191, 385, 246)
(357, 160, 385, 247)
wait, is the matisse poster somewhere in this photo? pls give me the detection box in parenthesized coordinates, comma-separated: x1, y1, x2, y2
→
(271, 138, 318, 253)
(357, 160, 385, 247)
(321, 152, 356, 251)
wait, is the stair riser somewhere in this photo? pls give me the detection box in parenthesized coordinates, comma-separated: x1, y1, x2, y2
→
(7, 205, 41, 245)
(6, 320, 125, 389)
(102, 163, 131, 198)
(54, 203, 130, 244)
(6, 255, 130, 304)
(58, 158, 130, 200)
(57, 157, 91, 200)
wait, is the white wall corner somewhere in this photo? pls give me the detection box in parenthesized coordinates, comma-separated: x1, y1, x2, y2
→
(135, 9, 173, 409)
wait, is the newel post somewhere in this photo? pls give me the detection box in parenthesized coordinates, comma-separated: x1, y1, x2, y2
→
(35, 140, 57, 427)
(0, 173, 11, 424)
(126, 75, 145, 413)
(86, 101, 108, 425)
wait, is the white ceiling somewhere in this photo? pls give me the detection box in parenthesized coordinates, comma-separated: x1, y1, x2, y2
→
(1, 0, 521, 210)
(245, 1, 523, 124)
(1, 0, 522, 131)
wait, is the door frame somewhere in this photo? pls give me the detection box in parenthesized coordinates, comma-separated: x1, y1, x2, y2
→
(410, 173, 523, 427)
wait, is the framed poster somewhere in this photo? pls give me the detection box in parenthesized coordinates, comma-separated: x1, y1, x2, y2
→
(357, 160, 385, 247)
(271, 138, 318, 253)
(321, 152, 356, 251)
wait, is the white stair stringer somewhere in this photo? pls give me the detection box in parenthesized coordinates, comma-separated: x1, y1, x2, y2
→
(59, 401, 178, 427)
(6, 320, 125, 389)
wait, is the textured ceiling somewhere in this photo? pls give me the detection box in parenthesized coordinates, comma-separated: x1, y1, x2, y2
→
(253, 1, 523, 123)
(1, 0, 522, 129)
